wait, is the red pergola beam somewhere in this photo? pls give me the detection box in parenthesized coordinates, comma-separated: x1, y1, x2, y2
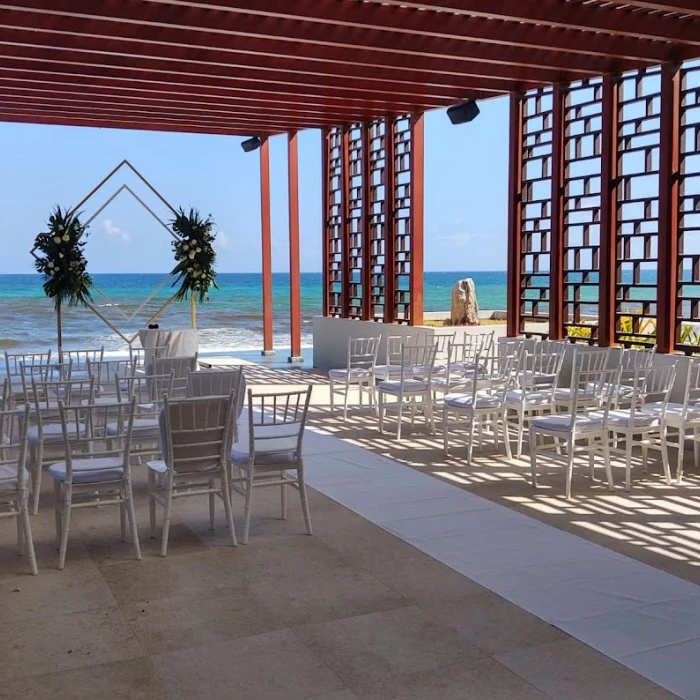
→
(364, 0, 700, 51)
(0, 60, 447, 112)
(259, 137, 274, 354)
(506, 93, 524, 338)
(621, 1, 700, 17)
(0, 46, 503, 104)
(287, 130, 302, 361)
(138, 0, 678, 64)
(0, 12, 559, 87)
(0, 31, 525, 94)
(0, 111, 276, 136)
(0, 1, 637, 79)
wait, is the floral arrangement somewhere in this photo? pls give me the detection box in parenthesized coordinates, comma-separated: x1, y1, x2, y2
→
(33, 205, 93, 311)
(170, 207, 218, 302)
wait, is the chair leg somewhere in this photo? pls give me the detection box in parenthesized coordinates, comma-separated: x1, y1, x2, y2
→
(58, 489, 72, 570)
(280, 478, 288, 520)
(147, 469, 157, 538)
(124, 477, 142, 561)
(160, 489, 173, 557)
(378, 391, 385, 434)
(242, 470, 254, 545)
(209, 478, 216, 530)
(31, 445, 42, 515)
(20, 499, 38, 576)
(343, 380, 350, 421)
(502, 411, 512, 460)
(396, 398, 404, 441)
(694, 428, 700, 468)
(220, 465, 237, 547)
(624, 435, 633, 492)
(660, 431, 672, 486)
(588, 437, 596, 482)
(565, 442, 575, 500)
(298, 465, 313, 536)
(516, 410, 525, 459)
(119, 493, 126, 542)
(529, 430, 538, 488)
(677, 428, 686, 485)
(602, 432, 614, 491)
(426, 393, 436, 435)
(467, 413, 476, 466)
(53, 480, 62, 544)
(443, 405, 450, 456)
(329, 377, 335, 414)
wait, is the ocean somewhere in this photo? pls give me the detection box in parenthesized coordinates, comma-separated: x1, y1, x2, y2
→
(0, 271, 507, 357)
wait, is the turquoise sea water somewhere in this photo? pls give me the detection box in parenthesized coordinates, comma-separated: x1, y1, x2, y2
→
(0, 271, 507, 356)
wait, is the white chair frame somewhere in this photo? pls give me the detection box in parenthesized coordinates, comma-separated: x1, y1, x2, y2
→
(329, 336, 380, 419)
(0, 405, 38, 575)
(230, 387, 313, 545)
(148, 393, 237, 556)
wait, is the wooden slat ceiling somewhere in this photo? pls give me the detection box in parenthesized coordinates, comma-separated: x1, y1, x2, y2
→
(0, 0, 699, 136)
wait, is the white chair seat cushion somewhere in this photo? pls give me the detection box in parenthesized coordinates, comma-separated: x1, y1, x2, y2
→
(328, 368, 373, 380)
(505, 390, 552, 407)
(531, 412, 604, 434)
(146, 459, 168, 474)
(379, 379, 429, 393)
(519, 370, 557, 386)
(373, 365, 402, 379)
(230, 436, 297, 466)
(106, 418, 159, 437)
(444, 393, 503, 410)
(0, 464, 29, 492)
(27, 423, 81, 444)
(641, 402, 700, 427)
(48, 457, 124, 484)
(607, 409, 661, 429)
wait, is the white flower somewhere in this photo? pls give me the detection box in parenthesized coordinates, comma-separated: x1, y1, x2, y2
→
(182, 243, 188, 250)
(59, 253, 64, 259)
(62, 234, 69, 242)
(53, 236, 61, 244)
(47, 261, 54, 268)
(196, 247, 201, 253)
(187, 267, 193, 273)
(189, 238, 195, 244)
(189, 251, 195, 259)
(57, 225, 64, 231)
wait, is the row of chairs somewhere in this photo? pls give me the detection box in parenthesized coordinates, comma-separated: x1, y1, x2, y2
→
(1, 354, 316, 573)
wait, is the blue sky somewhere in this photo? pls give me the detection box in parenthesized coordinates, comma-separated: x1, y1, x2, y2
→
(0, 97, 508, 274)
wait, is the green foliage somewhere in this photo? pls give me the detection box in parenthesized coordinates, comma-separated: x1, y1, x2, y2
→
(170, 207, 218, 303)
(565, 325, 593, 339)
(33, 205, 92, 312)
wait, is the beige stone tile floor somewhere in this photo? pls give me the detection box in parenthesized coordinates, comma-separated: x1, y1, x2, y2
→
(298, 376, 700, 588)
(0, 457, 676, 698)
(0, 366, 685, 698)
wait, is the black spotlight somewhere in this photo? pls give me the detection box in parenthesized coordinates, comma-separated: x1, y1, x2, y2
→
(447, 99, 480, 125)
(241, 136, 262, 153)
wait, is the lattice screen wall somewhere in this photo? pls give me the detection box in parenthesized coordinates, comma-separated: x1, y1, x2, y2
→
(510, 62, 700, 352)
(322, 115, 422, 324)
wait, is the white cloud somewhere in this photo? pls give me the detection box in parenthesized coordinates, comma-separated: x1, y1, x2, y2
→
(102, 218, 131, 243)
(217, 230, 231, 250)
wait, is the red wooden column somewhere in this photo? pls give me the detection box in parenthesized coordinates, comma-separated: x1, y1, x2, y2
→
(341, 126, 351, 319)
(259, 136, 274, 354)
(507, 92, 524, 337)
(287, 130, 303, 361)
(361, 121, 373, 321)
(409, 112, 425, 326)
(657, 62, 681, 354)
(549, 83, 566, 340)
(384, 117, 396, 324)
(599, 74, 619, 348)
(321, 128, 329, 318)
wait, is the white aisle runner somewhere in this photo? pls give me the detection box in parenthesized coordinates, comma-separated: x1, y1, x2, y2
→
(303, 428, 700, 699)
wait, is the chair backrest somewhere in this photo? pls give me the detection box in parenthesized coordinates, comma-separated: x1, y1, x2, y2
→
(399, 344, 438, 383)
(186, 368, 246, 420)
(572, 347, 612, 375)
(0, 405, 30, 492)
(150, 355, 198, 397)
(245, 387, 312, 463)
(521, 342, 566, 389)
(681, 359, 700, 412)
(5, 350, 52, 379)
(62, 347, 104, 372)
(31, 377, 95, 413)
(432, 331, 457, 358)
(385, 335, 406, 366)
(120, 371, 175, 410)
(88, 359, 137, 394)
(58, 399, 135, 483)
(20, 359, 75, 397)
(1, 377, 11, 410)
(619, 346, 656, 373)
(569, 366, 619, 417)
(448, 339, 479, 370)
(161, 393, 235, 473)
(627, 365, 676, 416)
(347, 336, 380, 371)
